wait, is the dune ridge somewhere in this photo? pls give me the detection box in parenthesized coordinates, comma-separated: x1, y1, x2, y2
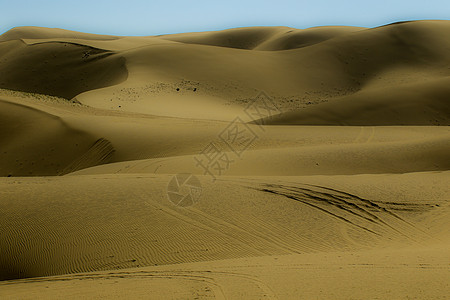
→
(0, 40, 127, 99)
(0, 26, 118, 42)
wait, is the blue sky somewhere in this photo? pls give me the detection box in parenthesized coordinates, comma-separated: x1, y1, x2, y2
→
(1, 0, 449, 36)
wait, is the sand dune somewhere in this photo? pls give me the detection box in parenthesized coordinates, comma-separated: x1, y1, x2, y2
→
(71, 126, 450, 176)
(1, 20, 449, 122)
(0, 21, 449, 299)
(0, 172, 448, 278)
(259, 76, 450, 125)
(0, 26, 118, 42)
(0, 172, 448, 299)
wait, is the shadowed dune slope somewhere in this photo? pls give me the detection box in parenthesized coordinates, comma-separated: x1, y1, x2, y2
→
(158, 26, 288, 50)
(254, 26, 366, 50)
(0, 98, 114, 176)
(157, 25, 365, 50)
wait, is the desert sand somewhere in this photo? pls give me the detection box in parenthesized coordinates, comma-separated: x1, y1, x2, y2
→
(0, 20, 449, 299)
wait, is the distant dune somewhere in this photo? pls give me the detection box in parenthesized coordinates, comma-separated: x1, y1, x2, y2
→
(0, 21, 449, 299)
(1, 20, 449, 123)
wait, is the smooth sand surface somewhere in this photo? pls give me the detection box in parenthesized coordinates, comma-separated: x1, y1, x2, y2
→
(0, 21, 449, 299)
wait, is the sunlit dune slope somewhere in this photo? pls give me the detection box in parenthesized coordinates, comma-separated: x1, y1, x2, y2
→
(0, 172, 448, 280)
